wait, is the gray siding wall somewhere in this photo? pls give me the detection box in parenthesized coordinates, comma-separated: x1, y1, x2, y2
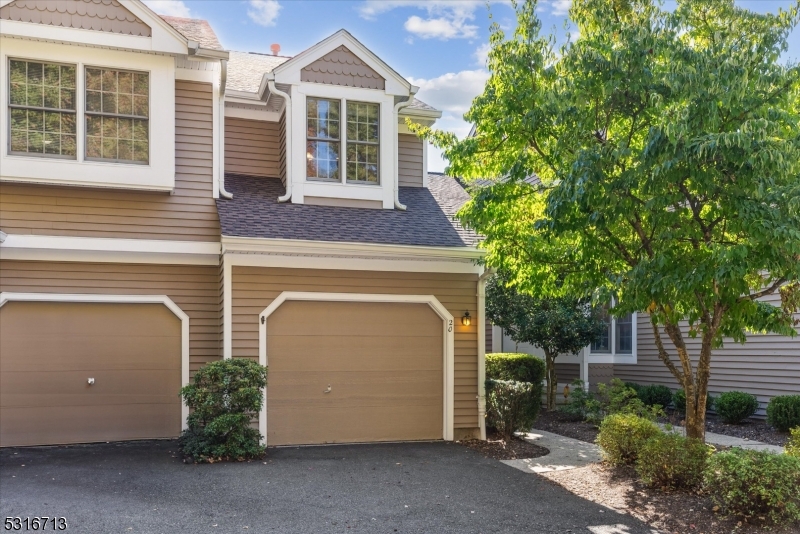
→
(224, 117, 282, 178)
(398, 134, 424, 187)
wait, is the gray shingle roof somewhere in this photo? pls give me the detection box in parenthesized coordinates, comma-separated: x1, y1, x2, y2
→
(227, 51, 291, 93)
(216, 174, 478, 248)
(405, 98, 437, 113)
(160, 15, 223, 50)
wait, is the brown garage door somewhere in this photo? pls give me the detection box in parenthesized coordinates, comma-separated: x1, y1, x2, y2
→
(0, 301, 182, 447)
(267, 300, 443, 446)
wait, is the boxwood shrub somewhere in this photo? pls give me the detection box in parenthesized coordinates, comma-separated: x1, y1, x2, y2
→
(766, 395, 800, 432)
(715, 391, 759, 424)
(485, 379, 542, 440)
(596, 413, 661, 466)
(673, 388, 717, 414)
(637, 384, 674, 409)
(485, 353, 546, 384)
(635, 433, 711, 489)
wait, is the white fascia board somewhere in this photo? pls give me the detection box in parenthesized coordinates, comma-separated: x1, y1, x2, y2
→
(399, 108, 443, 120)
(124, 0, 191, 54)
(225, 106, 280, 122)
(176, 67, 216, 83)
(0, 234, 221, 266)
(225, 91, 264, 103)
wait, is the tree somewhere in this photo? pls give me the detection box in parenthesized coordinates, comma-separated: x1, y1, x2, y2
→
(487, 271, 607, 410)
(413, 0, 800, 441)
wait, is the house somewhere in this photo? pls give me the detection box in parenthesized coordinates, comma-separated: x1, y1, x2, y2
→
(0, 0, 488, 448)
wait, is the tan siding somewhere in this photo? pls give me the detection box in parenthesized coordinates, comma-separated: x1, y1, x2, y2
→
(485, 319, 493, 353)
(588, 363, 615, 390)
(555, 363, 580, 384)
(301, 46, 385, 90)
(0, 260, 220, 374)
(0, 81, 220, 241)
(278, 110, 287, 186)
(614, 294, 800, 414)
(0, 0, 151, 36)
(224, 117, 283, 178)
(231, 267, 480, 430)
(399, 134, 424, 188)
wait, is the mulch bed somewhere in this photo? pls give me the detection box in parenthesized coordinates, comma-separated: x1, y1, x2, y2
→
(662, 412, 790, 447)
(535, 409, 599, 444)
(542, 463, 799, 534)
(455, 430, 549, 460)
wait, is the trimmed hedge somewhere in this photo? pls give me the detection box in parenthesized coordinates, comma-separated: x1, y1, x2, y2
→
(715, 391, 759, 424)
(637, 384, 673, 409)
(485, 353, 546, 384)
(766, 395, 800, 432)
(596, 413, 661, 466)
(635, 433, 711, 489)
(485, 379, 542, 440)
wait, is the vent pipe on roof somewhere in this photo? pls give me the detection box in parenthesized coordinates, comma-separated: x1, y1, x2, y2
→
(270, 43, 281, 56)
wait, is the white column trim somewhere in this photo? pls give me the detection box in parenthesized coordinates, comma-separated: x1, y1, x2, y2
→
(0, 292, 191, 430)
(256, 291, 455, 446)
(223, 255, 233, 359)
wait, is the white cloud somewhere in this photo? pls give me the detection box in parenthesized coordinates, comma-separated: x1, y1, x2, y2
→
(359, 1, 488, 41)
(474, 42, 491, 66)
(549, 0, 572, 16)
(247, 0, 281, 27)
(408, 69, 490, 172)
(142, 0, 191, 18)
(404, 15, 477, 40)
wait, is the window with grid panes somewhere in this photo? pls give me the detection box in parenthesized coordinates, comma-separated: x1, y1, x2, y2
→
(85, 67, 149, 164)
(306, 97, 340, 181)
(346, 101, 379, 183)
(8, 59, 77, 158)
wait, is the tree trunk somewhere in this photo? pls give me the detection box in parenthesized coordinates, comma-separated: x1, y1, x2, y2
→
(545, 351, 557, 411)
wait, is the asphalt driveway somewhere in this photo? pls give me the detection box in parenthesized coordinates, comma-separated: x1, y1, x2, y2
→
(0, 440, 656, 534)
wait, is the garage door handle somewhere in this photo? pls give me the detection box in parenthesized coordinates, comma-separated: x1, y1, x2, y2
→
(87, 378, 95, 385)
(324, 384, 331, 394)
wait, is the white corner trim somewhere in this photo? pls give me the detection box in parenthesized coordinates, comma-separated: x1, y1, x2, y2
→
(252, 291, 455, 446)
(0, 292, 191, 431)
(0, 234, 221, 266)
(223, 255, 233, 359)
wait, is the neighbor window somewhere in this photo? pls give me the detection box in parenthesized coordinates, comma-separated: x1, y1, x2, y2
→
(590, 302, 634, 356)
(306, 97, 340, 181)
(345, 101, 379, 183)
(85, 67, 149, 164)
(8, 59, 77, 158)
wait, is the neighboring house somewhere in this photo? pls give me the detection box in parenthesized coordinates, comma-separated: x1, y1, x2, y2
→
(0, 0, 488, 448)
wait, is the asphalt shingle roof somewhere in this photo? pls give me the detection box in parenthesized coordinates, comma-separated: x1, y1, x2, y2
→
(160, 15, 223, 50)
(217, 174, 478, 248)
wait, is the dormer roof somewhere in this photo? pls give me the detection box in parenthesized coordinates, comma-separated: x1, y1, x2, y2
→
(160, 15, 223, 51)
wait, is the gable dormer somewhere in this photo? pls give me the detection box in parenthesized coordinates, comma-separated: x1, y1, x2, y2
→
(300, 46, 385, 90)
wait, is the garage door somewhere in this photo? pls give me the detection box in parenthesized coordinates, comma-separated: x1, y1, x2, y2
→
(0, 301, 182, 447)
(267, 300, 443, 445)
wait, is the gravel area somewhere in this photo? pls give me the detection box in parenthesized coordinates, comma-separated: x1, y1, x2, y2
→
(662, 412, 790, 447)
(542, 463, 799, 534)
(535, 409, 599, 444)
(456, 430, 549, 460)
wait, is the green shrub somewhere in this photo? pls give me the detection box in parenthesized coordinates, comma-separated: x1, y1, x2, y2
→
(624, 382, 642, 395)
(561, 378, 662, 424)
(560, 379, 593, 421)
(715, 391, 759, 424)
(485, 379, 542, 440)
(766, 395, 800, 432)
(637, 384, 673, 409)
(485, 353, 546, 384)
(597, 413, 661, 466)
(705, 448, 800, 525)
(635, 433, 711, 489)
(673, 388, 686, 413)
(179, 358, 268, 463)
(787, 428, 800, 458)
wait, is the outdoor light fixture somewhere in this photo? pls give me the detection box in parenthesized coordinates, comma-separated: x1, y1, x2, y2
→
(461, 311, 471, 326)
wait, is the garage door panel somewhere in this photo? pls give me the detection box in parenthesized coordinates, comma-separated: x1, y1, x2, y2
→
(268, 370, 442, 399)
(267, 340, 444, 372)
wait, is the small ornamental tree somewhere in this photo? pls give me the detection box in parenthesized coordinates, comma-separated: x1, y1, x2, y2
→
(487, 271, 606, 410)
(412, 0, 800, 442)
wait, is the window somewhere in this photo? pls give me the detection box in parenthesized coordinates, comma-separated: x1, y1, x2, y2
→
(8, 59, 76, 158)
(346, 101, 379, 183)
(306, 97, 340, 181)
(85, 67, 149, 164)
(590, 302, 635, 358)
(615, 313, 633, 354)
(591, 307, 612, 353)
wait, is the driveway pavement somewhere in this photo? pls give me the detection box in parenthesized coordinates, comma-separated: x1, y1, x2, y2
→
(0, 440, 657, 534)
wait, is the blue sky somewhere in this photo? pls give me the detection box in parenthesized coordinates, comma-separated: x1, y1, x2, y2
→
(143, 0, 800, 172)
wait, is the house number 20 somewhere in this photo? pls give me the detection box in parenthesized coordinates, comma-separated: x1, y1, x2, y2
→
(447, 320, 453, 332)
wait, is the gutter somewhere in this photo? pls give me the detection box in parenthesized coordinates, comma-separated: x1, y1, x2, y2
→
(187, 41, 230, 61)
(218, 59, 233, 199)
(266, 73, 293, 203)
(0, 230, 7, 243)
(393, 86, 419, 211)
(477, 267, 495, 440)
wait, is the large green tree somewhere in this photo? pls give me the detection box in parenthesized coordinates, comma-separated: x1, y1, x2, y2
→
(487, 271, 607, 410)
(414, 0, 800, 441)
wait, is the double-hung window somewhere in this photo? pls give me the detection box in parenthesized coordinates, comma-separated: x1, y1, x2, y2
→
(306, 97, 379, 184)
(590, 302, 635, 357)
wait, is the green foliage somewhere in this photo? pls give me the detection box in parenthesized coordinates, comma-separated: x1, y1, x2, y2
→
(561, 378, 663, 424)
(624, 382, 643, 396)
(767, 395, 800, 432)
(673, 388, 686, 413)
(179, 358, 268, 463)
(560, 379, 594, 421)
(786, 427, 800, 458)
(597, 413, 661, 466)
(485, 379, 542, 440)
(635, 433, 712, 489)
(637, 385, 674, 409)
(715, 391, 760, 424)
(705, 448, 800, 525)
(485, 352, 546, 384)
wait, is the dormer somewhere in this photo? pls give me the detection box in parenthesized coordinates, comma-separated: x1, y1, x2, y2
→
(223, 30, 441, 209)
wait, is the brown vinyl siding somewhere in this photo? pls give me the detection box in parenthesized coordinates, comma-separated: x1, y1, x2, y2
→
(300, 45, 385, 90)
(278, 110, 287, 186)
(555, 363, 580, 384)
(0, 0, 151, 36)
(398, 134, 424, 188)
(231, 266, 480, 430)
(0, 260, 220, 374)
(614, 294, 800, 414)
(0, 80, 219, 242)
(224, 117, 283, 178)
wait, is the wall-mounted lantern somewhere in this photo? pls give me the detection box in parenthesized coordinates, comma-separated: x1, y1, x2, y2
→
(461, 311, 472, 326)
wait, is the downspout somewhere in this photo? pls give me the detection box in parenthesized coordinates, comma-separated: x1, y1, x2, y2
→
(218, 59, 233, 199)
(477, 267, 495, 440)
(393, 86, 419, 211)
(266, 73, 293, 203)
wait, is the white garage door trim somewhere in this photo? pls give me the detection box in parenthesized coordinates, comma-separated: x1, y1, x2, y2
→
(248, 291, 455, 445)
(0, 292, 191, 430)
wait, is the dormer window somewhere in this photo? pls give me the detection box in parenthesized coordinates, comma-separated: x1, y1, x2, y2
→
(306, 97, 340, 181)
(345, 101, 379, 184)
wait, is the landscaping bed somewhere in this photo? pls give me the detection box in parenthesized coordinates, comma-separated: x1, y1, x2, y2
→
(663, 412, 789, 447)
(535, 409, 599, 444)
(456, 430, 549, 460)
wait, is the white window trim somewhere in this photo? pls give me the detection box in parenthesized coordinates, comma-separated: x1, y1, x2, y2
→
(586, 301, 638, 364)
(238, 291, 455, 446)
(0, 292, 191, 430)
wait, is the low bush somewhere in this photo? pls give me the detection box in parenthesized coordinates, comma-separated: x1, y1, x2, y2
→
(766, 395, 800, 432)
(179, 358, 268, 463)
(705, 448, 800, 525)
(624, 382, 642, 395)
(673, 388, 686, 413)
(787, 427, 800, 458)
(561, 378, 662, 424)
(560, 379, 593, 421)
(715, 391, 759, 424)
(635, 433, 711, 489)
(485, 379, 542, 440)
(485, 353, 547, 384)
(596, 413, 661, 466)
(637, 384, 674, 409)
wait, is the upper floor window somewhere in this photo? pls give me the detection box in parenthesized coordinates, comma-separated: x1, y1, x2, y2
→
(346, 101, 379, 184)
(306, 97, 340, 181)
(590, 304, 634, 356)
(9, 60, 77, 158)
